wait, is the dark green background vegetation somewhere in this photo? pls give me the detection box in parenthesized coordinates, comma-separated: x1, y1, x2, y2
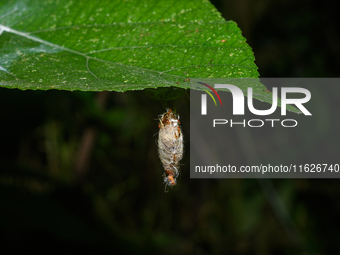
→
(1, 0, 340, 254)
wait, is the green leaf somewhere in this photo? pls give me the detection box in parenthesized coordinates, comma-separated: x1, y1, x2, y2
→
(0, 0, 259, 92)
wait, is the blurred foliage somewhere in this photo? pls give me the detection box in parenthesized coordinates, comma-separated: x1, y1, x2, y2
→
(1, 0, 340, 254)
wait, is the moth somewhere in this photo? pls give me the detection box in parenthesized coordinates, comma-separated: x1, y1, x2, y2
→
(158, 109, 184, 190)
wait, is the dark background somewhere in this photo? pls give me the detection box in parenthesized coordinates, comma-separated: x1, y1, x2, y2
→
(1, 0, 340, 254)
